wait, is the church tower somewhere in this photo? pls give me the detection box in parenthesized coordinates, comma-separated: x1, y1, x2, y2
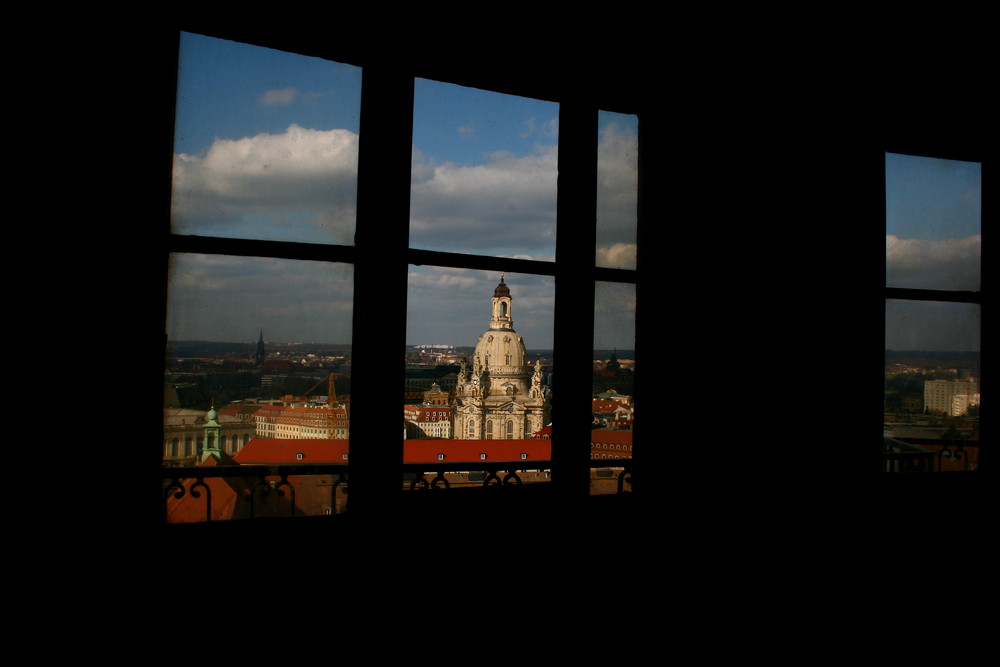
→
(490, 273, 513, 331)
(201, 405, 223, 461)
(453, 276, 550, 440)
(255, 331, 266, 367)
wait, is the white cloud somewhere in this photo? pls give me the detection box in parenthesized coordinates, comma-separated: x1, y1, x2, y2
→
(596, 120, 638, 268)
(409, 145, 558, 256)
(886, 234, 981, 291)
(520, 116, 559, 141)
(407, 267, 482, 291)
(171, 124, 358, 244)
(259, 87, 299, 107)
(596, 243, 638, 269)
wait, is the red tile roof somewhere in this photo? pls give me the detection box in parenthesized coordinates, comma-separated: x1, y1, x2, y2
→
(164, 455, 249, 523)
(589, 430, 633, 447)
(404, 439, 551, 463)
(229, 433, 632, 466)
(234, 438, 349, 464)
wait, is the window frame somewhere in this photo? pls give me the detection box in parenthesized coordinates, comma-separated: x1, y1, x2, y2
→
(155, 24, 653, 526)
(882, 140, 991, 475)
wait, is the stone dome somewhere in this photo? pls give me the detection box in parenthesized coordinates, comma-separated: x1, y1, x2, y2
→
(474, 330, 528, 376)
(473, 329, 531, 398)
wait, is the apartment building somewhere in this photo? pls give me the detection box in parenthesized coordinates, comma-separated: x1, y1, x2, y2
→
(924, 379, 981, 417)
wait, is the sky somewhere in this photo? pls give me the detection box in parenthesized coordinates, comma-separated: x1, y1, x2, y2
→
(165, 34, 982, 355)
(885, 152, 982, 351)
(166, 32, 639, 350)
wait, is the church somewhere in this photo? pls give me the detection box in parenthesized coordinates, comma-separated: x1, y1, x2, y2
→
(451, 275, 551, 440)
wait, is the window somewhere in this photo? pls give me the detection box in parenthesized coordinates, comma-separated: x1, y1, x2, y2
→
(163, 32, 360, 522)
(884, 151, 983, 472)
(406, 75, 558, 485)
(170, 32, 361, 246)
(590, 111, 639, 496)
(158, 24, 651, 528)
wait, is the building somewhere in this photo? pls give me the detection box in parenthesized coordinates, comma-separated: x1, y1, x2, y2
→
(452, 276, 551, 440)
(163, 405, 256, 465)
(924, 378, 980, 417)
(590, 430, 633, 460)
(592, 397, 634, 429)
(255, 403, 349, 439)
(403, 383, 454, 438)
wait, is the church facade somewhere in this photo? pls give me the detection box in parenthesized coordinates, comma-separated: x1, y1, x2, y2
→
(452, 275, 551, 439)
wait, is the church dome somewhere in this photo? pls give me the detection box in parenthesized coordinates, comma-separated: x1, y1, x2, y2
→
(453, 275, 551, 438)
(470, 275, 532, 397)
(474, 330, 528, 375)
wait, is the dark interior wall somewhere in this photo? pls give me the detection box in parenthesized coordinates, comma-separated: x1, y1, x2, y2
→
(105, 17, 991, 558)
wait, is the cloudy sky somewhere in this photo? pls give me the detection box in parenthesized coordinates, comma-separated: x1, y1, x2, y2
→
(885, 152, 981, 351)
(166, 32, 639, 350)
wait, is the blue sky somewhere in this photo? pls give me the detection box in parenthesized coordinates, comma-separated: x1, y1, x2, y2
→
(886, 153, 980, 241)
(172, 34, 361, 155)
(885, 152, 981, 292)
(167, 32, 639, 350)
(885, 152, 982, 351)
(166, 34, 981, 355)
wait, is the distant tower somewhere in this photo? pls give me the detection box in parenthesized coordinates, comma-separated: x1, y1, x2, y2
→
(201, 405, 223, 462)
(255, 331, 266, 367)
(606, 348, 621, 375)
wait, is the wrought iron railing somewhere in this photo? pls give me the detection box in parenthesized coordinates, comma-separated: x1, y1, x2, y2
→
(883, 436, 980, 472)
(162, 459, 632, 523)
(163, 464, 349, 523)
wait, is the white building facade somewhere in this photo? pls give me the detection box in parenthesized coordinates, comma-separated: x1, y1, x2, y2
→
(452, 276, 551, 440)
(924, 378, 980, 416)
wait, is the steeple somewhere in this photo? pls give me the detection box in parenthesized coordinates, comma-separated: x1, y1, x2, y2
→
(255, 330, 266, 366)
(201, 403, 223, 462)
(490, 274, 513, 331)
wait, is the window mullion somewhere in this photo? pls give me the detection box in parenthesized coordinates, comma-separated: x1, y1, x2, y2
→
(348, 65, 414, 520)
(552, 99, 598, 504)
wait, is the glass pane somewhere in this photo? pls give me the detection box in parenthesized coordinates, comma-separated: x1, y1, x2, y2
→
(171, 32, 361, 245)
(592, 281, 636, 495)
(164, 253, 353, 521)
(404, 267, 554, 489)
(885, 153, 981, 291)
(884, 299, 980, 472)
(596, 111, 639, 270)
(409, 78, 559, 260)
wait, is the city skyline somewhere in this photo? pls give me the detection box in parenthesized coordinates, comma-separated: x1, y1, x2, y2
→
(166, 259, 633, 352)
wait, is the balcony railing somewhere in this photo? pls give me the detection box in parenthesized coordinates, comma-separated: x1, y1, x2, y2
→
(163, 463, 349, 523)
(883, 436, 979, 472)
(162, 459, 632, 523)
